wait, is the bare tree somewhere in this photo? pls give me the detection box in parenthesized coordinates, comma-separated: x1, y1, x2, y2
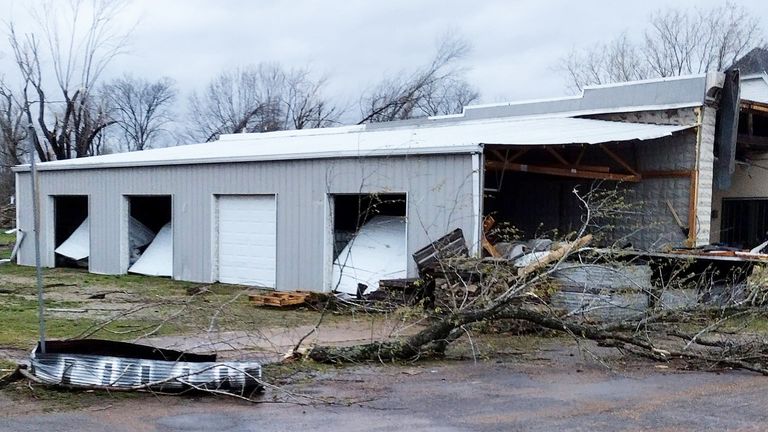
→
(0, 79, 25, 167)
(282, 70, 339, 130)
(559, 2, 763, 92)
(102, 75, 177, 151)
(188, 64, 338, 143)
(0, 78, 26, 203)
(7, 0, 131, 161)
(358, 34, 479, 124)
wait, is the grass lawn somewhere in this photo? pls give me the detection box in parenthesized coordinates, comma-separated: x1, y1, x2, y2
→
(0, 263, 326, 350)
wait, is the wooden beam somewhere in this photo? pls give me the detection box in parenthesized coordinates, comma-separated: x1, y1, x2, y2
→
(489, 149, 508, 162)
(741, 101, 768, 114)
(574, 145, 586, 165)
(546, 147, 570, 166)
(599, 144, 639, 176)
(641, 170, 694, 178)
(687, 170, 697, 247)
(507, 149, 528, 163)
(548, 164, 611, 173)
(485, 160, 640, 182)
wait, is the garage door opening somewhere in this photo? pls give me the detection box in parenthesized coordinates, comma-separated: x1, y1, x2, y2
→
(215, 195, 277, 287)
(127, 195, 173, 277)
(330, 193, 407, 295)
(53, 195, 89, 268)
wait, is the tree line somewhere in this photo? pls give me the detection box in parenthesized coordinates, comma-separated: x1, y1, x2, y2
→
(0, 0, 764, 204)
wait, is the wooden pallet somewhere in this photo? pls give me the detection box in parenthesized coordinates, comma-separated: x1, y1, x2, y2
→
(249, 291, 311, 307)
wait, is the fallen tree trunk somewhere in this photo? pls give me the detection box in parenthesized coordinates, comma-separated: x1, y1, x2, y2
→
(307, 303, 768, 376)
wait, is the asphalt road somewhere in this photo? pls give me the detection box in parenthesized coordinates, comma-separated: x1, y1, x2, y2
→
(2, 358, 767, 431)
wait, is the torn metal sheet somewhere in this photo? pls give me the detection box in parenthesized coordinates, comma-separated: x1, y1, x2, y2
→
(30, 339, 262, 393)
(129, 222, 172, 276)
(54, 217, 155, 262)
(0, 229, 24, 264)
(332, 216, 406, 295)
(54, 218, 90, 260)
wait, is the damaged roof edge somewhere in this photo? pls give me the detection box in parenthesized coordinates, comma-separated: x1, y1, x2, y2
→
(13, 145, 485, 172)
(14, 121, 695, 173)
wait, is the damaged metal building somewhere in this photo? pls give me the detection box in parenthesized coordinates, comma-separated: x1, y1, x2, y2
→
(13, 71, 768, 292)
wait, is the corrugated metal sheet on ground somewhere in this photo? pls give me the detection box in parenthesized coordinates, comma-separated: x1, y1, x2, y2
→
(30, 341, 262, 393)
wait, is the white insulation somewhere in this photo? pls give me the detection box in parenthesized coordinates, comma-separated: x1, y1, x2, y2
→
(129, 222, 173, 276)
(332, 216, 407, 295)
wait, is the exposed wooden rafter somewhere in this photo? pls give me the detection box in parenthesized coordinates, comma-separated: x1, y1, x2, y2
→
(598, 144, 639, 177)
(485, 160, 640, 182)
(546, 147, 570, 166)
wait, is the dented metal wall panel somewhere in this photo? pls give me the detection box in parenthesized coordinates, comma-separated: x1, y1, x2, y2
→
(16, 154, 477, 291)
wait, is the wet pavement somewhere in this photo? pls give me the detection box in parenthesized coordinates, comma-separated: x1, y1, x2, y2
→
(2, 358, 767, 431)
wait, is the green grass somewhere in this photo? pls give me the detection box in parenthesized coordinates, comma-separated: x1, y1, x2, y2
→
(0, 263, 327, 350)
(0, 231, 15, 260)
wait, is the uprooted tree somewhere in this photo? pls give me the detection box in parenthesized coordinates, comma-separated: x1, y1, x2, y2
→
(302, 186, 768, 376)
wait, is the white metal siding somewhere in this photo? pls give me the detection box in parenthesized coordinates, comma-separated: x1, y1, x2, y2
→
(216, 195, 277, 287)
(15, 154, 478, 291)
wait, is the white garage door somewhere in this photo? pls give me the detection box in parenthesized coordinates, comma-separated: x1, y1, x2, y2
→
(216, 195, 277, 287)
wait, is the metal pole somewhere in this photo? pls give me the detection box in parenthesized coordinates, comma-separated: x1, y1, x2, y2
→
(27, 123, 46, 353)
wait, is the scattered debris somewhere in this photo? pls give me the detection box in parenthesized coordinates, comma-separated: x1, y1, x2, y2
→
(47, 308, 88, 314)
(249, 291, 312, 307)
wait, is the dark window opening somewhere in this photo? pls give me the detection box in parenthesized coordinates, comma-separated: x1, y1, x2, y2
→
(331, 193, 406, 260)
(53, 195, 88, 268)
(721, 198, 768, 249)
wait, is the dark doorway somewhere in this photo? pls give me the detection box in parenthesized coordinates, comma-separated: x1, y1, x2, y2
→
(53, 195, 88, 267)
(126, 195, 172, 267)
(331, 193, 406, 260)
(721, 198, 768, 249)
(128, 196, 172, 233)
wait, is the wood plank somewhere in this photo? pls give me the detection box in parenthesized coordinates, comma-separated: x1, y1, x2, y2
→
(564, 164, 611, 173)
(741, 101, 768, 113)
(641, 170, 694, 178)
(485, 160, 640, 182)
(482, 237, 501, 258)
(249, 291, 311, 307)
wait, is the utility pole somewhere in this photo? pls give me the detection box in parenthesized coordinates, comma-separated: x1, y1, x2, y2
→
(27, 122, 46, 353)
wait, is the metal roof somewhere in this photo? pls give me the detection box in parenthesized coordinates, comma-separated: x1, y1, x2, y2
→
(367, 73, 719, 130)
(740, 73, 768, 104)
(16, 116, 694, 172)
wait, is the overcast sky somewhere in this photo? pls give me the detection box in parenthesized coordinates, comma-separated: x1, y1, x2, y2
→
(1, 0, 767, 118)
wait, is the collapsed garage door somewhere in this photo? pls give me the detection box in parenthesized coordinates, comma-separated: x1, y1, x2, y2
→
(216, 195, 277, 287)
